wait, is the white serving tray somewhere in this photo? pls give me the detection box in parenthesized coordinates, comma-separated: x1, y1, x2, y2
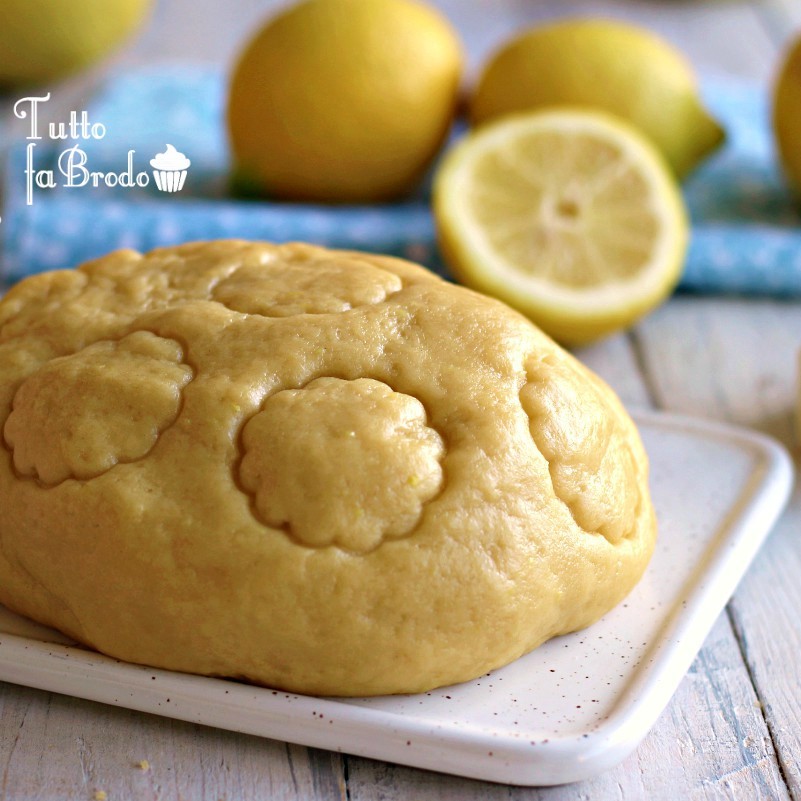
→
(0, 411, 794, 786)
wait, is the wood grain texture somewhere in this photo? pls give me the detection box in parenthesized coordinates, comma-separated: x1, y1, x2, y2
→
(634, 298, 801, 446)
(0, 682, 346, 801)
(730, 491, 801, 800)
(635, 298, 801, 799)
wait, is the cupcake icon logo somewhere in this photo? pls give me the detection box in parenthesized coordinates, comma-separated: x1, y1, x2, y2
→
(150, 144, 190, 193)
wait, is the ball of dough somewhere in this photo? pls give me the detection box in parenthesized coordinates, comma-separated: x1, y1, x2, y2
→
(0, 241, 656, 696)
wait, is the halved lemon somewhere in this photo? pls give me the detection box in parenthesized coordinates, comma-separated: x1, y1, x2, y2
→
(433, 109, 688, 345)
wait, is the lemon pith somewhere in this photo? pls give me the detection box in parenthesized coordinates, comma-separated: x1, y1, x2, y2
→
(434, 110, 688, 345)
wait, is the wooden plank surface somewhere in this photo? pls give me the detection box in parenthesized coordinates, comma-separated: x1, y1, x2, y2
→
(0, 683, 347, 801)
(0, 0, 799, 798)
(636, 299, 801, 799)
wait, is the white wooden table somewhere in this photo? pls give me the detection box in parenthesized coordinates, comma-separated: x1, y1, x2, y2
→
(1, 1, 800, 798)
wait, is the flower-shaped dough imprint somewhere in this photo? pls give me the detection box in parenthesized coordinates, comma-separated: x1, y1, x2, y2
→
(4, 331, 193, 485)
(520, 357, 641, 545)
(239, 377, 445, 552)
(212, 255, 402, 317)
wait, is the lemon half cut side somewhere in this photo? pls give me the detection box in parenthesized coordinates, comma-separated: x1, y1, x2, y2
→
(433, 109, 689, 345)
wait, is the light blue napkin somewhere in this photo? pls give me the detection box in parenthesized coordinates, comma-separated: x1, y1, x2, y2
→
(1, 64, 799, 294)
(681, 77, 801, 294)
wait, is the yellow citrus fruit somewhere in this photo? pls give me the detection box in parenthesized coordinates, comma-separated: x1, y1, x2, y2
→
(774, 34, 801, 190)
(433, 109, 688, 345)
(227, 0, 462, 203)
(470, 19, 724, 179)
(0, 0, 152, 86)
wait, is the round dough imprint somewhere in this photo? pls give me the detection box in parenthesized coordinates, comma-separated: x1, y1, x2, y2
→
(520, 356, 641, 545)
(3, 331, 192, 485)
(212, 255, 402, 317)
(239, 377, 445, 552)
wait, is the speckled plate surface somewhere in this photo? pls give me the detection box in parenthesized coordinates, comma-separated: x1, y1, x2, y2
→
(0, 411, 793, 786)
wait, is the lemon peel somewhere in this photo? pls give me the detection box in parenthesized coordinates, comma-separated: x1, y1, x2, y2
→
(774, 34, 801, 191)
(227, 0, 462, 202)
(470, 18, 724, 179)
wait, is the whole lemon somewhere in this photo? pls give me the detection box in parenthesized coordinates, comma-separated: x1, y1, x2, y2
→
(774, 34, 801, 191)
(0, 0, 152, 86)
(227, 0, 462, 203)
(470, 19, 724, 179)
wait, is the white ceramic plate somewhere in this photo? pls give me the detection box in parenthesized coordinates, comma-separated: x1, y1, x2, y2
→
(0, 411, 793, 786)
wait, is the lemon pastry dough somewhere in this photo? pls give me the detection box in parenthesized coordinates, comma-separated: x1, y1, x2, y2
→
(0, 241, 656, 695)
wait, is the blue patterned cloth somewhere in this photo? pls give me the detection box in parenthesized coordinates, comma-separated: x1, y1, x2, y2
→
(1, 65, 799, 293)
